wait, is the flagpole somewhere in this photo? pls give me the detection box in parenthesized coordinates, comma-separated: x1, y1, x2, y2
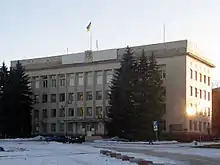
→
(90, 30, 92, 51)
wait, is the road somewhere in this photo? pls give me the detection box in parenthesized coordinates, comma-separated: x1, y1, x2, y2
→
(89, 143, 220, 165)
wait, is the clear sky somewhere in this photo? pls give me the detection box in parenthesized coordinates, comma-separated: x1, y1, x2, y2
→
(0, 0, 220, 80)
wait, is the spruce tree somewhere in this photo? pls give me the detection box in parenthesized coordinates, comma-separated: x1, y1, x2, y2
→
(4, 61, 33, 137)
(0, 62, 9, 136)
(107, 46, 136, 139)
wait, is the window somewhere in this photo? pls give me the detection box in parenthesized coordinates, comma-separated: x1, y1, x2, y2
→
(208, 77, 210, 86)
(51, 75, 56, 88)
(203, 122, 207, 132)
(77, 107, 84, 117)
(42, 76, 48, 88)
(204, 90, 206, 100)
(199, 121, 202, 132)
(190, 69, 193, 79)
(86, 91, 92, 100)
(68, 93, 74, 102)
(208, 92, 210, 101)
(208, 108, 210, 116)
(59, 93, 65, 102)
(189, 120, 192, 130)
(195, 88, 198, 97)
(105, 90, 111, 99)
(59, 108, 65, 117)
(106, 70, 113, 84)
(51, 109, 56, 117)
(190, 86, 193, 96)
(42, 94, 48, 103)
(42, 109, 47, 118)
(59, 123, 64, 132)
(193, 121, 197, 131)
(60, 75, 65, 87)
(34, 109, 39, 119)
(51, 123, 56, 132)
(199, 89, 202, 99)
(77, 92, 83, 101)
(204, 75, 206, 84)
(35, 78, 40, 88)
(96, 71, 103, 84)
(86, 72, 93, 85)
(68, 123, 73, 131)
(200, 73, 202, 82)
(51, 94, 56, 103)
(96, 106, 103, 118)
(77, 73, 84, 85)
(96, 91, 102, 100)
(68, 108, 74, 117)
(86, 107, 92, 117)
(195, 71, 197, 80)
(68, 74, 75, 86)
(33, 95, 40, 103)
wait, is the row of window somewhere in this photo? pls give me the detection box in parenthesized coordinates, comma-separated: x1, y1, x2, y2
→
(36, 122, 101, 133)
(190, 69, 211, 86)
(190, 86, 211, 101)
(34, 91, 110, 104)
(34, 106, 110, 119)
(33, 70, 113, 89)
(189, 103, 211, 117)
(189, 120, 210, 132)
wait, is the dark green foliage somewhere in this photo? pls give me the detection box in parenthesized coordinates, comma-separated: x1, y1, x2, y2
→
(107, 48, 165, 141)
(0, 61, 33, 137)
(107, 47, 136, 139)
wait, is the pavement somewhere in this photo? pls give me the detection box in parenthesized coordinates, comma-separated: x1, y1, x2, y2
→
(90, 143, 220, 165)
(112, 147, 220, 165)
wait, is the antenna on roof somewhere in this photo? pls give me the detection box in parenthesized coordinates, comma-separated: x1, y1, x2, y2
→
(67, 48, 69, 55)
(96, 40, 99, 51)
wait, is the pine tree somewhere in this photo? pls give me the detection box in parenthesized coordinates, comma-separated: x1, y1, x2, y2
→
(107, 46, 136, 139)
(4, 61, 33, 137)
(0, 62, 9, 136)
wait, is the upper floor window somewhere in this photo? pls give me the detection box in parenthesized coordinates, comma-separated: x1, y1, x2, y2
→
(33, 77, 40, 88)
(86, 91, 93, 100)
(208, 92, 210, 101)
(195, 88, 198, 97)
(204, 75, 206, 84)
(59, 75, 65, 87)
(199, 89, 202, 99)
(96, 71, 103, 84)
(195, 71, 197, 81)
(77, 92, 83, 101)
(42, 109, 48, 118)
(204, 90, 206, 100)
(51, 94, 56, 103)
(59, 93, 65, 102)
(68, 93, 74, 103)
(190, 69, 193, 79)
(86, 72, 93, 85)
(200, 73, 202, 82)
(77, 73, 84, 86)
(68, 74, 75, 86)
(42, 93, 48, 103)
(51, 109, 56, 117)
(42, 76, 48, 88)
(68, 108, 74, 117)
(106, 70, 113, 84)
(51, 75, 56, 88)
(208, 77, 211, 86)
(96, 91, 102, 100)
(33, 94, 40, 103)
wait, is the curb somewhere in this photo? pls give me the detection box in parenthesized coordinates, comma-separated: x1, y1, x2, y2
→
(100, 150, 165, 165)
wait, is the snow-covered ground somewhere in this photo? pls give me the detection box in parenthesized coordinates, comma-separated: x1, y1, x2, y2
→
(0, 140, 185, 165)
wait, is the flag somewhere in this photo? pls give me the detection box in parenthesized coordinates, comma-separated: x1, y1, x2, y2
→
(86, 22, 92, 32)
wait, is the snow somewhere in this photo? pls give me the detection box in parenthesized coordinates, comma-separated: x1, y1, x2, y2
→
(0, 140, 183, 165)
(0, 135, 45, 142)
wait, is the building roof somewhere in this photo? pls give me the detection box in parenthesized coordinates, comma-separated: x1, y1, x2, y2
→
(11, 40, 215, 69)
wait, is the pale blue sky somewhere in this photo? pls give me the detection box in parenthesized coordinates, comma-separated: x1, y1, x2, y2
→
(0, 0, 220, 80)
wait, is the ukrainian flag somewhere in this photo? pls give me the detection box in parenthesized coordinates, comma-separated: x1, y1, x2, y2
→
(86, 22, 92, 32)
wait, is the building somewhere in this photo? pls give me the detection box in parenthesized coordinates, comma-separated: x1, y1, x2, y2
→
(212, 88, 220, 137)
(11, 40, 215, 138)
